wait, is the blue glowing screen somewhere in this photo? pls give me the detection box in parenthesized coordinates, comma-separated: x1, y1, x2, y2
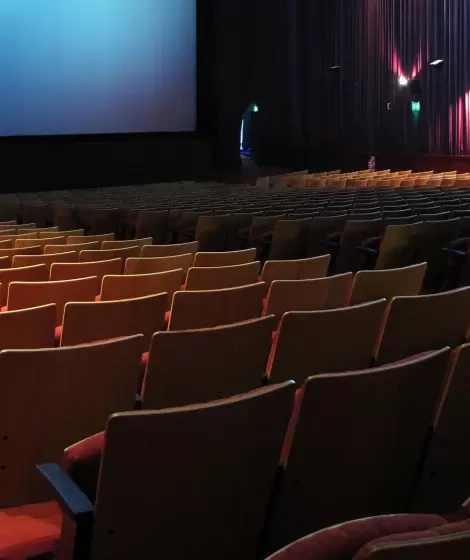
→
(0, 0, 196, 135)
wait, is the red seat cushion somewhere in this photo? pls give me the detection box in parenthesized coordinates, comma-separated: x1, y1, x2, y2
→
(355, 518, 470, 560)
(1, 306, 7, 313)
(54, 325, 63, 346)
(63, 432, 105, 502)
(0, 502, 62, 560)
(95, 295, 101, 302)
(268, 514, 446, 560)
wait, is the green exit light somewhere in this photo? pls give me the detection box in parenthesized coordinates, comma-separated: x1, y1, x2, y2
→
(411, 101, 421, 112)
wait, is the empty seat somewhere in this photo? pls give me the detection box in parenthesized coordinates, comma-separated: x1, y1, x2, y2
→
(268, 348, 451, 551)
(375, 287, 470, 365)
(37, 382, 295, 560)
(141, 241, 199, 258)
(193, 248, 257, 267)
(268, 299, 388, 385)
(124, 253, 194, 275)
(194, 214, 231, 252)
(38, 229, 84, 239)
(7, 276, 100, 325)
(80, 246, 141, 264)
(169, 283, 266, 330)
(44, 241, 101, 255)
(264, 278, 331, 321)
(0, 334, 144, 507)
(134, 210, 169, 244)
(261, 255, 331, 285)
(67, 233, 115, 245)
(100, 269, 184, 304)
(0, 304, 56, 350)
(0, 232, 37, 242)
(15, 237, 66, 250)
(349, 263, 427, 305)
(60, 294, 167, 348)
(413, 344, 470, 513)
(50, 259, 122, 283)
(324, 272, 355, 308)
(185, 262, 260, 291)
(101, 238, 153, 250)
(268, 218, 312, 260)
(12, 251, 78, 274)
(306, 215, 348, 257)
(143, 316, 276, 409)
(334, 219, 383, 274)
(0, 264, 48, 306)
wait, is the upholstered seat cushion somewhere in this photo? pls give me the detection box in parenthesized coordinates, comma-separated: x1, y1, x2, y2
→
(268, 514, 447, 560)
(0, 501, 62, 560)
(354, 518, 470, 559)
(63, 431, 105, 502)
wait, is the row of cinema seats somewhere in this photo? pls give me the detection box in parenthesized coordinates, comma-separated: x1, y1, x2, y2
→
(4, 343, 470, 558)
(1, 173, 470, 556)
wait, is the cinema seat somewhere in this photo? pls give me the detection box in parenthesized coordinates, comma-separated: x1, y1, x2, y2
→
(375, 287, 470, 365)
(185, 262, 260, 291)
(268, 299, 387, 385)
(39, 228, 85, 239)
(193, 248, 257, 267)
(44, 240, 101, 255)
(36, 381, 295, 560)
(101, 237, 153, 250)
(413, 343, 470, 513)
(15, 236, 66, 250)
(124, 253, 194, 275)
(0, 264, 48, 306)
(79, 246, 141, 266)
(134, 209, 169, 243)
(60, 294, 167, 348)
(50, 258, 122, 283)
(0, 334, 144, 508)
(261, 255, 331, 285)
(67, 233, 115, 246)
(349, 263, 427, 305)
(306, 215, 348, 257)
(7, 276, 100, 325)
(168, 282, 266, 330)
(141, 240, 199, 258)
(266, 512, 470, 560)
(268, 218, 313, 260)
(267, 348, 451, 552)
(0, 304, 56, 350)
(143, 315, 276, 409)
(100, 269, 184, 303)
(264, 278, 330, 322)
(194, 214, 231, 251)
(12, 251, 78, 275)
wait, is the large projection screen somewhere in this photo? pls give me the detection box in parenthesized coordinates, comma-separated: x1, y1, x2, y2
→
(0, 0, 196, 135)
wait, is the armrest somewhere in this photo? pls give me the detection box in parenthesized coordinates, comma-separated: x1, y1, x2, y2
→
(441, 248, 466, 257)
(356, 246, 378, 255)
(38, 463, 94, 522)
(448, 237, 470, 252)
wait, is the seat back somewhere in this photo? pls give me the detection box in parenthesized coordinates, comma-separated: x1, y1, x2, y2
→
(100, 269, 184, 304)
(349, 263, 427, 305)
(0, 245, 42, 267)
(50, 258, 122, 283)
(125, 253, 194, 275)
(169, 282, 266, 330)
(135, 210, 169, 244)
(0, 335, 144, 507)
(39, 229, 84, 239)
(15, 236, 67, 250)
(307, 215, 348, 257)
(324, 272, 355, 308)
(8, 276, 100, 325)
(335, 219, 384, 274)
(79, 247, 141, 266)
(185, 262, 260, 291)
(412, 344, 470, 513)
(248, 215, 286, 248)
(261, 255, 331, 285)
(101, 238, 153, 250)
(268, 218, 313, 260)
(90, 382, 296, 560)
(268, 348, 451, 551)
(375, 222, 423, 270)
(61, 294, 167, 348)
(143, 316, 276, 409)
(375, 287, 470, 365)
(194, 214, 231, 252)
(269, 300, 387, 385)
(45, 241, 101, 255)
(0, 264, 48, 306)
(0, 304, 56, 350)
(12, 251, 78, 274)
(264, 278, 329, 321)
(67, 233, 115, 245)
(141, 241, 199, 258)
(194, 248, 257, 267)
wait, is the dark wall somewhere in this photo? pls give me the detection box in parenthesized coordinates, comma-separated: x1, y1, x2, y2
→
(208, 0, 470, 171)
